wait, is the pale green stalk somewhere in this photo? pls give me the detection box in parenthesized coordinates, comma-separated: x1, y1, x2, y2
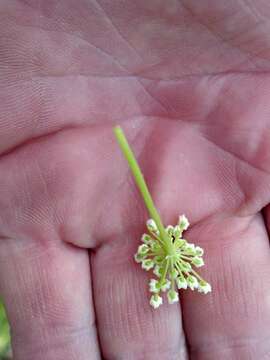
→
(113, 126, 175, 255)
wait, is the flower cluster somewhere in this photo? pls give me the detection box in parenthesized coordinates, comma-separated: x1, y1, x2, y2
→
(135, 215, 211, 309)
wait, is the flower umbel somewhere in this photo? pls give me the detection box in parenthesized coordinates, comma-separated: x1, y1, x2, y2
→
(114, 126, 212, 310)
(135, 215, 211, 308)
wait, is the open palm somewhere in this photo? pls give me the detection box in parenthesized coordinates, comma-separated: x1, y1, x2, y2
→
(1, 1, 270, 359)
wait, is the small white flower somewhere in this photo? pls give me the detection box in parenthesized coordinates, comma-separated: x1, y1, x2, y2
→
(198, 281, 212, 294)
(149, 279, 160, 293)
(179, 261, 192, 272)
(171, 268, 178, 279)
(138, 244, 149, 255)
(134, 253, 143, 263)
(184, 243, 195, 252)
(150, 241, 161, 252)
(146, 219, 159, 235)
(150, 294, 163, 309)
(192, 256, 204, 268)
(160, 279, 171, 292)
(187, 275, 199, 290)
(195, 246, 204, 256)
(179, 214, 190, 231)
(173, 225, 181, 239)
(183, 243, 196, 256)
(153, 265, 163, 277)
(142, 259, 154, 271)
(141, 234, 153, 244)
(135, 213, 211, 308)
(176, 277, 188, 290)
(166, 225, 174, 235)
(174, 239, 187, 249)
(167, 289, 179, 304)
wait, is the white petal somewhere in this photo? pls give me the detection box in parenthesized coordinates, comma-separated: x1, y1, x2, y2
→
(179, 214, 190, 231)
(187, 276, 199, 290)
(185, 243, 195, 252)
(138, 244, 149, 255)
(176, 277, 188, 290)
(167, 290, 179, 304)
(192, 256, 204, 268)
(195, 246, 204, 256)
(142, 259, 154, 271)
(134, 253, 142, 263)
(149, 279, 160, 293)
(173, 225, 181, 239)
(141, 234, 153, 244)
(198, 282, 212, 294)
(146, 219, 159, 234)
(150, 294, 163, 309)
(153, 266, 163, 277)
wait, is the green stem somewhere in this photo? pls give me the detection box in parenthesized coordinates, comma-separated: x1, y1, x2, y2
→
(180, 255, 193, 261)
(170, 258, 176, 291)
(114, 126, 174, 254)
(190, 269, 204, 282)
(160, 258, 169, 285)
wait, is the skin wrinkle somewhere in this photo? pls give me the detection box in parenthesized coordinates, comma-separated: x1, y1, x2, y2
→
(137, 81, 169, 114)
(201, 132, 270, 176)
(180, 0, 270, 67)
(83, 4, 175, 117)
(189, 336, 270, 357)
(0, 19, 173, 127)
(92, 0, 142, 63)
(19, 68, 270, 82)
(88, 251, 103, 357)
(10, 0, 267, 122)
(3, 5, 135, 79)
(0, 23, 128, 77)
(0, 77, 56, 137)
(141, 80, 180, 116)
(9, 0, 270, 78)
(0, 123, 80, 158)
(14, 327, 100, 360)
(4, 9, 270, 80)
(200, 134, 270, 216)
(240, 0, 268, 22)
(26, 0, 143, 72)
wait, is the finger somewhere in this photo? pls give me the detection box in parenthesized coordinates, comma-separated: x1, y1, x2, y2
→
(181, 213, 270, 359)
(0, 240, 100, 360)
(91, 229, 188, 360)
(0, 130, 102, 359)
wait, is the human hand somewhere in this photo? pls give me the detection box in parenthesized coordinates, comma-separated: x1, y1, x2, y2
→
(0, 1, 270, 359)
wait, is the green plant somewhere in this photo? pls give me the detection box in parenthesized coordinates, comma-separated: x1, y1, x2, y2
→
(114, 126, 211, 309)
(0, 300, 11, 358)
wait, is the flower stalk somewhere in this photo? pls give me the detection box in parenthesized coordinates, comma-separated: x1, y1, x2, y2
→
(114, 125, 211, 309)
(113, 126, 174, 256)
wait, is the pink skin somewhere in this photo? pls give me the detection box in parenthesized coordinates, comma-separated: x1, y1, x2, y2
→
(0, 1, 270, 359)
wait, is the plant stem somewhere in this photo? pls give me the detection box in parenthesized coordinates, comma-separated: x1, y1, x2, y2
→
(160, 258, 169, 285)
(113, 126, 174, 254)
